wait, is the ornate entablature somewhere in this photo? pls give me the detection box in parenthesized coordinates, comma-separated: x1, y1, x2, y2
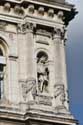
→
(0, 0, 77, 25)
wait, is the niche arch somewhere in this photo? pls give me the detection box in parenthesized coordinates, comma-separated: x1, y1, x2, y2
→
(36, 50, 49, 94)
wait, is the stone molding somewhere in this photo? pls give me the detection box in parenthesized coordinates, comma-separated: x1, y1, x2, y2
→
(0, 0, 76, 26)
(0, 111, 78, 125)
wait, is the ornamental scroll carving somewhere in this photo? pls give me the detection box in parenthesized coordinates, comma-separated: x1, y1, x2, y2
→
(21, 78, 36, 101)
(54, 84, 66, 107)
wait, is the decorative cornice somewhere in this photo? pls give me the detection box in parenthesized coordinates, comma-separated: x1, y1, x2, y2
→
(3, 0, 74, 10)
(0, 0, 77, 26)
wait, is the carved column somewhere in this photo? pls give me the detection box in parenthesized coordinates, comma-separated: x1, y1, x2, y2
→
(17, 23, 36, 80)
(25, 23, 36, 79)
(52, 27, 69, 112)
(17, 23, 29, 105)
(17, 23, 36, 106)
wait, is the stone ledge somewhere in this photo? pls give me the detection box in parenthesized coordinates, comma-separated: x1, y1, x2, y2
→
(0, 110, 78, 125)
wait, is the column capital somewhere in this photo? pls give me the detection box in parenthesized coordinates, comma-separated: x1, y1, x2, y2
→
(17, 22, 36, 33)
(52, 27, 67, 45)
(53, 27, 65, 39)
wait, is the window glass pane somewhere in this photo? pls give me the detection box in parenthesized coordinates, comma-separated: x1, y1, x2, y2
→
(0, 46, 5, 99)
(0, 80, 3, 99)
(0, 48, 3, 56)
(0, 64, 3, 72)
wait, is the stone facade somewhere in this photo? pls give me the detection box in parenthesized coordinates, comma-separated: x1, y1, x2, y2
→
(0, 0, 78, 125)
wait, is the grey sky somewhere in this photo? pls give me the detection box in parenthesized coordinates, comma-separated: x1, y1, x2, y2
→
(66, 0, 83, 104)
(65, 1, 83, 124)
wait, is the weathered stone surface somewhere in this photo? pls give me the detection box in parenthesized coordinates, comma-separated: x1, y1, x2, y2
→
(0, 0, 77, 125)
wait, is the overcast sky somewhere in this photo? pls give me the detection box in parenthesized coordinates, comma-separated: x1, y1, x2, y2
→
(66, 0, 83, 125)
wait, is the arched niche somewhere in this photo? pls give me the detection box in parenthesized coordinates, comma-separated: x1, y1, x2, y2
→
(36, 51, 49, 94)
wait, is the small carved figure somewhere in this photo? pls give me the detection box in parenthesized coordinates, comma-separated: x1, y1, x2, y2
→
(37, 52, 49, 93)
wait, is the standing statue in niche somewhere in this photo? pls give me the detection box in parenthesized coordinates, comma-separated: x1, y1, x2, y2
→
(37, 52, 49, 93)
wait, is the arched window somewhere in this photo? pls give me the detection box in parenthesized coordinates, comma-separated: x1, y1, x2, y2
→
(0, 45, 6, 99)
(37, 51, 49, 93)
